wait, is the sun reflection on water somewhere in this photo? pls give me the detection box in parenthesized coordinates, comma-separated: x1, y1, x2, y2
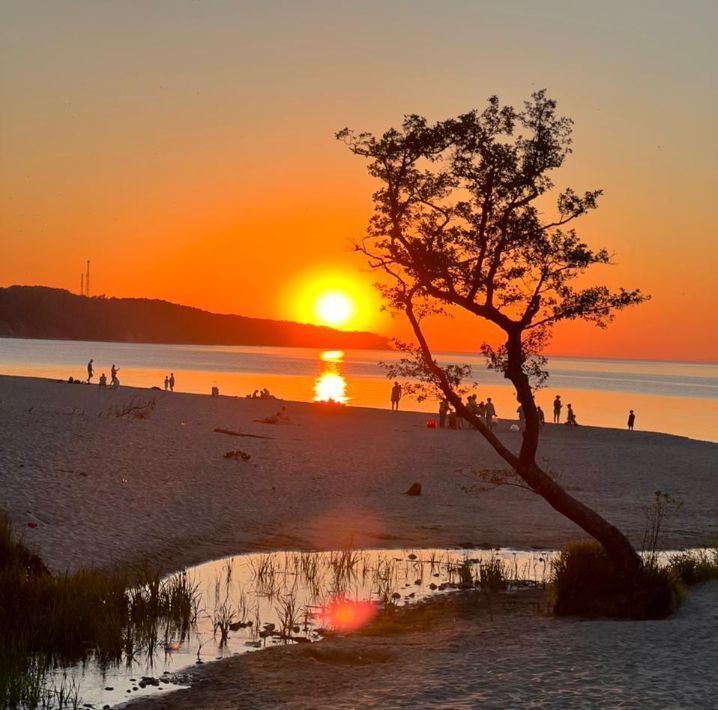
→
(320, 350, 344, 362)
(315, 350, 348, 403)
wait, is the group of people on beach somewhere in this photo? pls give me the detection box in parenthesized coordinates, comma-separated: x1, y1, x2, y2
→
(389, 380, 637, 433)
(86, 359, 178, 392)
(87, 359, 120, 389)
(247, 388, 275, 400)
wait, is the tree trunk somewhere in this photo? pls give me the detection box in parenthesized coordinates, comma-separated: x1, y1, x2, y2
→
(406, 303, 643, 576)
(506, 329, 642, 575)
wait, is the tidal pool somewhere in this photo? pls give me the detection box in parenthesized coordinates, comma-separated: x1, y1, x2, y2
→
(20, 546, 701, 708)
(27, 547, 550, 708)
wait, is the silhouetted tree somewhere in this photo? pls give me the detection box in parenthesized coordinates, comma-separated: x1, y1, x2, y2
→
(338, 91, 648, 574)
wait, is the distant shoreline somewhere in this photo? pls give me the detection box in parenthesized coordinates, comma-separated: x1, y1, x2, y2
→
(0, 285, 390, 350)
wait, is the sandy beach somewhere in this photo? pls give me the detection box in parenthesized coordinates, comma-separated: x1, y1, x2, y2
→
(1, 375, 715, 574)
(1, 374, 717, 708)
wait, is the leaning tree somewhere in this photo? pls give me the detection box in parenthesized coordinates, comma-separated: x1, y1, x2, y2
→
(338, 91, 648, 575)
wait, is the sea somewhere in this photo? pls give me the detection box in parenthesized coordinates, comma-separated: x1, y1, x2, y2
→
(0, 337, 716, 442)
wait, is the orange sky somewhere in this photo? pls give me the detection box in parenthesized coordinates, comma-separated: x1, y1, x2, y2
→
(1, 1, 716, 361)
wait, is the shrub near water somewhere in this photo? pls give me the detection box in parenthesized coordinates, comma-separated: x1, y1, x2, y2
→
(551, 540, 682, 619)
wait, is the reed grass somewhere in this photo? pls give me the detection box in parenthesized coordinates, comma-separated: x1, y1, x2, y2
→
(0, 513, 198, 708)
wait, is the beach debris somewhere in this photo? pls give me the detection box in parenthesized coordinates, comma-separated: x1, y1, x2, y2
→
(224, 450, 251, 461)
(404, 482, 422, 496)
(214, 427, 273, 440)
(112, 397, 156, 419)
(229, 620, 252, 631)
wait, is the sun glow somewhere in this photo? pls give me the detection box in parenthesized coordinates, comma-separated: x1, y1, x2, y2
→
(284, 269, 384, 332)
(315, 291, 354, 327)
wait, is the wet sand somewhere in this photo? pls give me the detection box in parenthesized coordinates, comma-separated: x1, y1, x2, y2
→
(1, 374, 717, 708)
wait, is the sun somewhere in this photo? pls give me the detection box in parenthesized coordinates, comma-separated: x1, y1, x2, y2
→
(284, 268, 386, 332)
(315, 291, 354, 327)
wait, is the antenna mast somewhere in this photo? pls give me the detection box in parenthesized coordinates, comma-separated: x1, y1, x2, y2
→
(85, 260, 91, 297)
(80, 273, 85, 295)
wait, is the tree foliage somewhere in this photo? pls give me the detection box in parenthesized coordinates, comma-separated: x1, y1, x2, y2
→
(337, 90, 647, 379)
(339, 91, 649, 577)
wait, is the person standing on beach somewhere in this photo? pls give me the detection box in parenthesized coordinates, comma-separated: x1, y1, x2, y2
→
(438, 399, 449, 428)
(390, 381, 402, 411)
(169, 372, 175, 392)
(477, 400, 486, 421)
(537, 405, 545, 427)
(485, 397, 496, 429)
(87, 359, 94, 383)
(566, 403, 578, 426)
(553, 395, 562, 424)
(164, 375, 169, 391)
(517, 402, 526, 436)
(627, 410, 636, 431)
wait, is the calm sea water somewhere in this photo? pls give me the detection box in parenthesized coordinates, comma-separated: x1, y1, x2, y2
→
(0, 337, 716, 442)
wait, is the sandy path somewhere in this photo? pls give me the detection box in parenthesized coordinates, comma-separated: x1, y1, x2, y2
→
(1, 375, 716, 575)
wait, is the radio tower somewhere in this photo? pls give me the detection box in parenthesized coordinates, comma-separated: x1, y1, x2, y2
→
(80, 273, 85, 295)
(85, 260, 91, 297)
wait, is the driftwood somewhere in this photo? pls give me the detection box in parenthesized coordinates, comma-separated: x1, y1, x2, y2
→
(213, 428, 273, 440)
(113, 398, 156, 419)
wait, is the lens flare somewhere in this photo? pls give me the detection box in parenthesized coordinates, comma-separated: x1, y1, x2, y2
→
(322, 598, 377, 632)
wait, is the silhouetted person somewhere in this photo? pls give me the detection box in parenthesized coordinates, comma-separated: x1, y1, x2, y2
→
(485, 397, 496, 429)
(169, 372, 175, 392)
(164, 375, 169, 391)
(87, 359, 94, 383)
(566, 403, 578, 426)
(448, 409, 458, 429)
(390, 382, 402, 411)
(111, 363, 119, 383)
(537, 405, 545, 427)
(477, 400, 486, 420)
(439, 399, 449, 428)
(99, 372, 107, 388)
(627, 409, 636, 431)
(517, 402, 526, 436)
(466, 394, 478, 415)
(553, 395, 562, 424)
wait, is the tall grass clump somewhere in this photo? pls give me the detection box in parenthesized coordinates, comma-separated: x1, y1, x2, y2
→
(478, 556, 508, 592)
(667, 548, 718, 586)
(0, 513, 198, 707)
(550, 540, 682, 619)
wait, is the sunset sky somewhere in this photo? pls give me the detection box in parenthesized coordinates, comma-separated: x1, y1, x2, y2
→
(1, 1, 716, 361)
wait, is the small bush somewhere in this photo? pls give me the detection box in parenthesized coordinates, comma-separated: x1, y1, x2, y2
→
(551, 540, 682, 619)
